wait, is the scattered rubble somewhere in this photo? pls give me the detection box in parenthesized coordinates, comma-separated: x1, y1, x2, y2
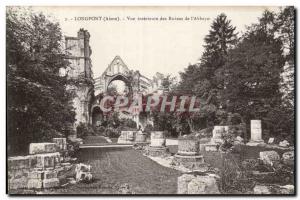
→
(279, 140, 290, 147)
(253, 185, 271, 194)
(282, 151, 294, 166)
(253, 184, 294, 194)
(75, 163, 93, 182)
(268, 138, 275, 144)
(234, 136, 244, 145)
(8, 138, 92, 193)
(118, 183, 135, 194)
(177, 174, 220, 194)
(259, 151, 280, 166)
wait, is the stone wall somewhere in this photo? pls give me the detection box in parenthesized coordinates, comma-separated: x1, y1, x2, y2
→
(8, 138, 72, 191)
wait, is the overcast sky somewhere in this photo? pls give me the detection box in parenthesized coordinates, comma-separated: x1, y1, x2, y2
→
(34, 6, 280, 79)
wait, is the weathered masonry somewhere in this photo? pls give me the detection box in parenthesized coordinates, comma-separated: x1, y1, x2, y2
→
(64, 29, 94, 127)
(64, 29, 165, 130)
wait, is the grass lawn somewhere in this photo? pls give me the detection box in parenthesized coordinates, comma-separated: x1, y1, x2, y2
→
(42, 137, 292, 194)
(46, 147, 181, 194)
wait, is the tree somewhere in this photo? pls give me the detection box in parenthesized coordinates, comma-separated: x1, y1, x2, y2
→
(274, 6, 295, 139)
(161, 74, 176, 92)
(275, 7, 295, 105)
(222, 10, 286, 136)
(7, 7, 75, 155)
(178, 14, 237, 97)
(176, 13, 238, 130)
(201, 13, 238, 92)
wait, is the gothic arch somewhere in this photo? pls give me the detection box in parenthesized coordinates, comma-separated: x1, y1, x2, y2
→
(106, 74, 133, 94)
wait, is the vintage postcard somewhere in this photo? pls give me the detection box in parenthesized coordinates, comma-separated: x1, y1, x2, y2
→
(6, 6, 295, 195)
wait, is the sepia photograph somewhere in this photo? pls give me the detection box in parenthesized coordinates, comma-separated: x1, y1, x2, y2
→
(6, 6, 295, 195)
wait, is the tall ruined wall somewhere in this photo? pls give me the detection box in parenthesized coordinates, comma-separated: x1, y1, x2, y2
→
(65, 29, 94, 128)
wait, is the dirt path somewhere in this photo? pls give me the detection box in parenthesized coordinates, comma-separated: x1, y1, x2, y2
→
(48, 145, 181, 194)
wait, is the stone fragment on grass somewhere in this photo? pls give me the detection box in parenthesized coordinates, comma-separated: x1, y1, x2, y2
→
(177, 174, 195, 194)
(75, 163, 91, 172)
(279, 140, 289, 147)
(282, 151, 294, 165)
(259, 151, 280, 166)
(234, 136, 244, 145)
(74, 163, 92, 182)
(178, 174, 220, 194)
(241, 159, 260, 170)
(67, 177, 76, 184)
(253, 185, 271, 194)
(76, 171, 93, 182)
(118, 183, 134, 194)
(280, 185, 294, 194)
(268, 138, 275, 144)
(187, 176, 220, 194)
(254, 184, 294, 194)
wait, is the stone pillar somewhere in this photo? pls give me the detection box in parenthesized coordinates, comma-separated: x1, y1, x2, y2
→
(246, 120, 265, 146)
(150, 131, 166, 147)
(117, 131, 136, 144)
(146, 131, 168, 157)
(134, 115, 140, 129)
(177, 139, 199, 156)
(251, 120, 262, 141)
(135, 130, 147, 143)
(211, 126, 225, 144)
(204, 125, 226, 152)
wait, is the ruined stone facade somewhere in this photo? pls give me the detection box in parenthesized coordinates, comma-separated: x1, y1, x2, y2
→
(64, 30, 164, 130)
(93, 55, 154, 96)
(65, 29, 94, 127)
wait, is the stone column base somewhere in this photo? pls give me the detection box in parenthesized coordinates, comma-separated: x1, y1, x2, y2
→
(117, 138, 134, 144)
(146, 146, 168, 157)
(246, 140, 265, 146)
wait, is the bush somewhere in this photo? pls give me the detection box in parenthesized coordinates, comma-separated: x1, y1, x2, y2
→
(6, 8, 76, 155)
(144, 124, 153, 135)
(193, 126, 214, 139)
(228, 113, 243, 125)
(94, 126, 106, 135)
(121, 118, 137, 129)
(228, 124, 246, 137)
(220, 152, 255, 194)
(104, 127, 120, 138)
(76, 122, 95, 138)
(120, 126, 137, 131)
(164, 130, 171, 138)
